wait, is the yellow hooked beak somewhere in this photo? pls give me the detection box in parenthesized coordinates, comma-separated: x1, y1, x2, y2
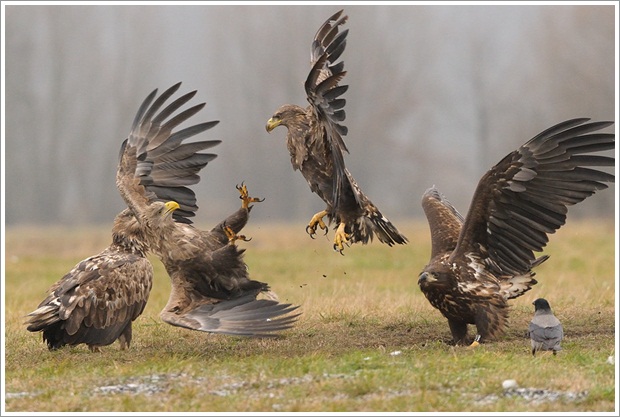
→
(163, 201, 180, 217)
(265, 117, 281, 133)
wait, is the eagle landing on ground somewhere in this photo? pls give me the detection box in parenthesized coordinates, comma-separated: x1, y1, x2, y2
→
(266, 9, 408, 254)
(418, 118, 614, 346)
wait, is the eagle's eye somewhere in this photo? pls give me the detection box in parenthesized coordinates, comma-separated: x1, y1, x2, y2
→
(418, 271, 438, 284)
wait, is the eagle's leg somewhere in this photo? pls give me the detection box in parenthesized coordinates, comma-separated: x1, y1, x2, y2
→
(224, 225, 251, 244)
(306, 209, 329, 238)
(448, 319, 468, 345)
(118, 323, 133, 350)
(236, 182, 265, 209)
(333, 222, 351, 255)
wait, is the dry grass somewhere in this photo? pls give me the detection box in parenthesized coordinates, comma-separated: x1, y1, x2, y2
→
(3, 219, 616, 412)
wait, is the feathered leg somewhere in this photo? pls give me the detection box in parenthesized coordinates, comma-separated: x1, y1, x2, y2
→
(448, 319, 469, 345)
(118, 322, 133, 350)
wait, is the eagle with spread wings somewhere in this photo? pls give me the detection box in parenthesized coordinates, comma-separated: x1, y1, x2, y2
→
(266, 9, 408, 254)
(116, 83, 300, 336)
(26, 84, 299, 351)
(418, 118, 614, 346)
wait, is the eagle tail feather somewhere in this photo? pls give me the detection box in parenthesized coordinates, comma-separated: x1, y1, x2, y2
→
(350, 211, 408, 246)
(166, 296, 301, 337)
(25, 303, 61, 332)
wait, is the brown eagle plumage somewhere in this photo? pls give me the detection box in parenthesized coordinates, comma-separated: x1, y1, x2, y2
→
(117, 83, 300, 336)
(266, 9, 408, 254)
(25, 209, 153, 351)
(418, 118, 614, 345)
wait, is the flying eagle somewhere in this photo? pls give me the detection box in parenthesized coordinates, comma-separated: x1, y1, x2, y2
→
(117, 83, 300, 336)
(528, 298, 563, 356)
(418, 118, 614, 345)
(266, 9, 408, 254)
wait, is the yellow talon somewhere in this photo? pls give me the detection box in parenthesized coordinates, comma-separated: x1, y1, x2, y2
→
(306, 210, 329, 238)
(236, 182, 264, 209)
(333, 222, 350, 255)
(224, 225, 252, 245)
(467, 334, 481, 349)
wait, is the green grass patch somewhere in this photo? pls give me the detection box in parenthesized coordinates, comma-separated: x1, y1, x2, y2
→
(3, 220, 616, 412)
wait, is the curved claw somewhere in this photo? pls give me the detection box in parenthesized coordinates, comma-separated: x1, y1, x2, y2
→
(237, 182, 264, 209)
(333, 222, 350, 255)
(333, 243, 345, 256)
(306, 210, 329, 240)
(224, 225, 252, 245)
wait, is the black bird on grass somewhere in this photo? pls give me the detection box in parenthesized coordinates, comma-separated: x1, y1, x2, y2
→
(528, 298, 563, 356)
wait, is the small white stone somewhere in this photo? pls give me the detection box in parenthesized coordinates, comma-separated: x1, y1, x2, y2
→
(502, 379, 518, 390)
(606, 356, 615, 365)
(389, 350, 402, 356)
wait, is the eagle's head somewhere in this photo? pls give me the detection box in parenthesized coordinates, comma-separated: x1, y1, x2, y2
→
(266, 105, 307, 132)
(147, 201, 179, 218)
(140, 200, 180, 230)
(112, 209, 148, 255)
(417, 262, 455, 291)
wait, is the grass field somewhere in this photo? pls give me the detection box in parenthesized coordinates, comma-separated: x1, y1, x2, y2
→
(3, 220, 617, 412)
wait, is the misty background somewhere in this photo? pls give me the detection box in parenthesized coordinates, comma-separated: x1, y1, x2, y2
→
(3, 4, 616, 228)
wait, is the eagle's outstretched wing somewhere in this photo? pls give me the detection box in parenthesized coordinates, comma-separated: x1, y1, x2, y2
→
(421, 186, 464, 261)
(452, 118, 614, 276)
(117, 82, 221, 224)
(305, 9, 350, 208)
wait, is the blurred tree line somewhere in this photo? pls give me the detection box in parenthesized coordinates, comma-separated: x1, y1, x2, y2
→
(4, 4, 616, 226)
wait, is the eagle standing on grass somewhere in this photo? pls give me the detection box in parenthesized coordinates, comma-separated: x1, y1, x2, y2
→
(528, 298, 563, 356)
(25, 209, 152, 351)
(417, 119, 614, 346)
(117, 83, 300, 336)
(266, 9, 408, 254)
